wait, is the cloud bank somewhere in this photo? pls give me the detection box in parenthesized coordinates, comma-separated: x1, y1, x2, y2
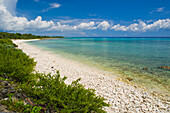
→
(0, 0, 170, 32)
(0, 0, 111, 32)
(0, 0, 18, 15)
(111, 19, 170, 32)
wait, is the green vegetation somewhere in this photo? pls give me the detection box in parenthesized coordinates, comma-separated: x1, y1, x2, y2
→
(0, 43, 36, 82)
(0, 38, 18, 47)
(20, 72, 109, 113)
(0, 32, 64, 39)
(0, 38, 109, 113)
(1, 94, 42, 113)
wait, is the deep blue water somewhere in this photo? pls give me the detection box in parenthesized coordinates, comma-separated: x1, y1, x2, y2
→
(27, 37, 170, 92)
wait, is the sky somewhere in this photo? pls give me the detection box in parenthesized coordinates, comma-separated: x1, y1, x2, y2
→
(0, 0, 170, 37)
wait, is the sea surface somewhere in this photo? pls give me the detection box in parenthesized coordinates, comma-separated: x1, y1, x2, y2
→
(27, 37, 170, 93)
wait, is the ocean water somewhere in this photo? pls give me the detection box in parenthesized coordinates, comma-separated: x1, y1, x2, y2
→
(27, 37, 170, 93)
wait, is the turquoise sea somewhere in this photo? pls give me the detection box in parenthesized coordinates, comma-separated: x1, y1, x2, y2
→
(27, 37, 170, 93)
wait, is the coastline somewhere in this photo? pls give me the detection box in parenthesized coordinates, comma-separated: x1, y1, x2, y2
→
(12, 39, 169, 112)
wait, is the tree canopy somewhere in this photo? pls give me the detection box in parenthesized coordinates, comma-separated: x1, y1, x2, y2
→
(0, 32, 64, 39)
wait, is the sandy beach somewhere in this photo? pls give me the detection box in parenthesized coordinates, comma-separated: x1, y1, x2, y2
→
(12, 39, 169, 113)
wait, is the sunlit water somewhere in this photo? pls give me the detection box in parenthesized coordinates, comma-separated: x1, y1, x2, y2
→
(27, 37, 170, 93)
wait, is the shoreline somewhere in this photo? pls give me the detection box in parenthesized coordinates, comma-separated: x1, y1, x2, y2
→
(12, 39, 169, 112)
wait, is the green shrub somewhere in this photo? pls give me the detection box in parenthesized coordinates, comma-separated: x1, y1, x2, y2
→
(0, 44, 36, 82)
(20, 71, 109, 113)
(0, 38, 17, 47)
(1, 94, 42, 113)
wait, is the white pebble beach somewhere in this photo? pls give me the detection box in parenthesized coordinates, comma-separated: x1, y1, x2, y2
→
(12, 39, 169, 113)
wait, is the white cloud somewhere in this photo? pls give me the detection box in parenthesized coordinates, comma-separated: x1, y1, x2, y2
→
(111, 24, 127, 31)
(96, 21, 111, 30)
(26, 16, 55, 31)
(73, 22, 96, 30)
(111, 19, 170, 32)
(156, 7, 164, 12)
(146, 20, 154, 23)
(53, 18, 104, 25)
(0, 0, 18, 15)
(50, 3, 61, 8)
(42, 3, 61, 12)
(49, 22, 73, 31)
(149, 7, 165, 14)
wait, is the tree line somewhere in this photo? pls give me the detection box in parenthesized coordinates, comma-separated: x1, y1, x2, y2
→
(0, 32, 64, 39)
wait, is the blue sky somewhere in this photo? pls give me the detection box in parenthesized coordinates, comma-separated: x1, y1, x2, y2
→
(0, 0, 170, 37)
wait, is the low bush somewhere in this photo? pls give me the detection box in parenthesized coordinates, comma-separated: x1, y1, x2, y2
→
(20, 71, 109, 113)
(0, 38, 17, 47)
(1, 94, 42, 113)
(0, 44, 36, 82)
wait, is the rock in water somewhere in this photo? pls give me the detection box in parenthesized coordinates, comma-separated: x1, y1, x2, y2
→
(158, 66, 170, 70)
(126, 77, 133, 81)
(142, 67, 148, 70)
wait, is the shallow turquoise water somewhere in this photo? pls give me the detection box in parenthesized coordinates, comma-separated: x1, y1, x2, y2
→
(27, 37, 170, 92)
